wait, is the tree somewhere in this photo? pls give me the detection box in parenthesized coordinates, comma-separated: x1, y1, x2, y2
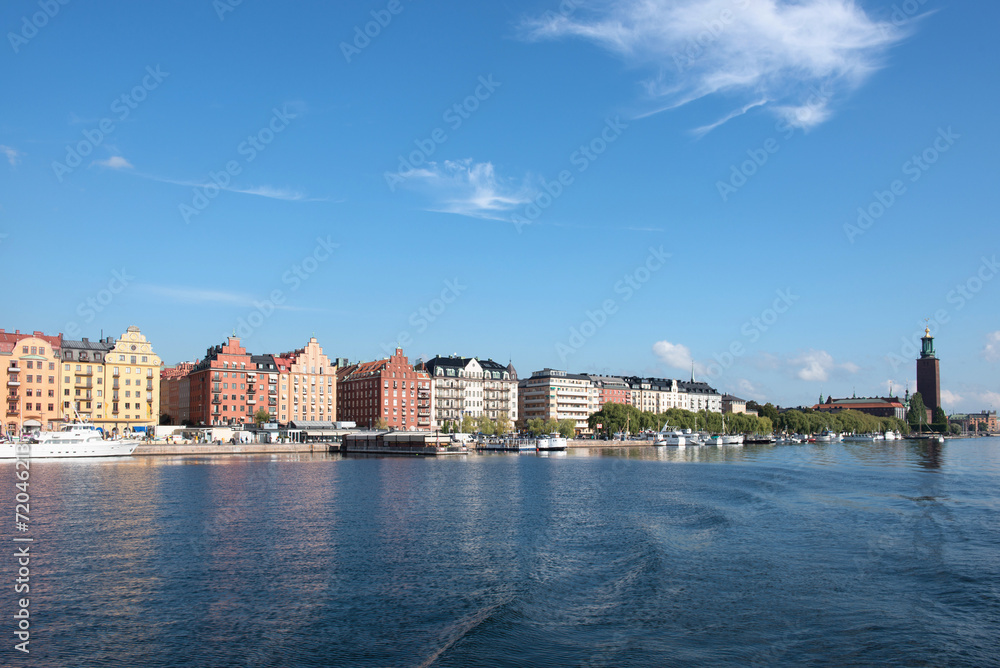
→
(907, 392, 927, 428)
(557, 419, 576, 438)
(932, 407, 948, 432)
(374, 417, 388, 430)
(253, 408, 271, 427)
(495, 411, 512, 436)
(475, 415, 496, 435)
(760, 403, 779, 423)
(460, 415, 476, 434)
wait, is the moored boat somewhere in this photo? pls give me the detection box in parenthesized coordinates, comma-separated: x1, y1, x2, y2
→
(1, 423, 138, 458)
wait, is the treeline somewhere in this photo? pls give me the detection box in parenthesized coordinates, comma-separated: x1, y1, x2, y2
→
(774, 408, 908, 435)
(438, 413, 513, 436)
(587, 402, 773, 436)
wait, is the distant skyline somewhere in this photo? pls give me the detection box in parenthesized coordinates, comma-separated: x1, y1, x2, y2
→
(2, 1, 998, 412)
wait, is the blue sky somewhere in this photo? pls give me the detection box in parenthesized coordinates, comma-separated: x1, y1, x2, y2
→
(2, 0, 998, 411)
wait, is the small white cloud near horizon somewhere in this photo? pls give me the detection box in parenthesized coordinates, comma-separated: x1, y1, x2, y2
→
(136, 284, 317, 312)
(736, 378, 766, 402)
(522, 0, 913, 132)
(976, 391, 1000, 408)
(940, 389, 963, 407)
(127, 171, 330, 203)
(983, 331, 1000, 362)
(789, 349, 859, 383)
(93, 155, 133, 170)
(397, 159, 535, 221)
(0, 145, 23, 167)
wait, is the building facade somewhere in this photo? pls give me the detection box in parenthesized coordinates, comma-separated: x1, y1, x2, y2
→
(1, 330, 63, 435)
(60, 336, 115, 424)
(96, 327, 162, 434)
(337, 348, 433, 430)
(277, 337, 337, 425)
(587, 375, 630, 407)
(187, 336, 254, 427)
(160, 361, 195, 425)
(518, 368, 600, 434)
(722, 394, 748, 414)
(422, 355, 518, 427)
(813, 396, 907, 420)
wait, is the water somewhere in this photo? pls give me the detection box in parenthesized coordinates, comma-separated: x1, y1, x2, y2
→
(3, 439, 999, 667)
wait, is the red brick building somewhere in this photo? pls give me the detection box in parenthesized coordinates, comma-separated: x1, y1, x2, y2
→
(337, 348, 433, 430)
(160, 361, 195, 425)
(586, 374, 630, 407)
(187, 337, 254, 426)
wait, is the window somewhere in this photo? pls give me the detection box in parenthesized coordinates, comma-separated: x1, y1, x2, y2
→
(141, 356, 147, 363)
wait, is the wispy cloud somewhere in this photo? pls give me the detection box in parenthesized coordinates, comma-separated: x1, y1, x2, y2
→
(398, 159, 535, 221)
(136, 284, 320, 311)
(93, 155, 133, 170)
(940, 389, 962, 407)
(652, 340, 705, 376)
(788, 349, 858, 382)
(984, 331, 1000, 362)
(522, 0, 911, 132)
(0, 145, 23, 167)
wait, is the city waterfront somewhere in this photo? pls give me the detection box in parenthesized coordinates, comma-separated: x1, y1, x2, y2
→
(4, 438, 999, 666)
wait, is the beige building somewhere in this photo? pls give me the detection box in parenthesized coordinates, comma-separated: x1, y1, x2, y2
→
(421, 355, 517, 428)
(60, 336, 116, 424)
(518, 368, 599, 434)
(1, 330, 64, 434)
(277, 337, 337, 424)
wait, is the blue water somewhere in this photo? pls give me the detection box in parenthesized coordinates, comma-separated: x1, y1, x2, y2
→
(2, 439, 999, 667)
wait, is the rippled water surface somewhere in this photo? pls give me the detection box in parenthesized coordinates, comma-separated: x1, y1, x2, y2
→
(2, 439, 999, 667)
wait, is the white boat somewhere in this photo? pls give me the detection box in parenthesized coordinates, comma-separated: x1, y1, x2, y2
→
(843, 433, 877, 442)
(722, 434, 745, 446)
(535, 433, 567, 451)
(776, 435, 803, 444)
(813, 430, 842, 443)
(0, 423, 138, 459)
(654, 426, 700, 447)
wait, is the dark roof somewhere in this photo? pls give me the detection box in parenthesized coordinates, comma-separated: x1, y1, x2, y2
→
(62, 337, 115, 352)
(678, 381, 720, 395)
(722, 394, 746, 402)
(424, 356, 473, 372)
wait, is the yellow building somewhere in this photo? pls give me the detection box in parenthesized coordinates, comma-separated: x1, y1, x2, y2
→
(94, 326, 161, 435)
(60, 336, 116, 424)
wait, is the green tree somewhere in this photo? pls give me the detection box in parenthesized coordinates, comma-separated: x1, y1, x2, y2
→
(475, 415, 496, 435)
(557, 419, 576, 438)
(460, 415, 476, 434)
(760, 402, 779, 423)
(907, 392, 927, 428)
(374, 417, 388, 430)
(526, 418, 545, 436)
(253, 408, 271, 427)
(495, 411, 513, 436)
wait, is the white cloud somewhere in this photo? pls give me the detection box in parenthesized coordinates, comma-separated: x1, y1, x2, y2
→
(984, 331, 1000, 362)
(137, 285, 319, 312)
(940, 389, 962, 407)
(93, 155, 133, 170)
(977, 391, 1000, 407)
(788, 349, 858, 382)
(397, 159, 535, 221)
(523, 0, 910, 131)
(0, 145, 23, 166)
(736, 378, 766, 401)
(653, 340, 699, 373)
(131, 172, 328, 203)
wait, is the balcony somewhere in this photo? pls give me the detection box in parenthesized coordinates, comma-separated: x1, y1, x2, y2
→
(7, 380, 20, 387)
(6, 408, 18, 416)
(7, 366, 20, 373)
(212, 398, 221, 404)
(113, 369, 120, 377)
(75, 380, 93, 389)
(78, 369, 93, 376)
(246, 398, 256, 404)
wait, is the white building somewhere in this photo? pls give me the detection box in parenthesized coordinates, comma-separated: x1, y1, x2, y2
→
(421, 356, 518, 427)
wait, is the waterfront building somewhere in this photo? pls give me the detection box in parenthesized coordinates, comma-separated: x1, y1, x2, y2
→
(60, 336, 116, 423)
(252, 354, 281, 423)
(586, 375, 630, 407)
(1, 329, 64, 434)
(916, 327, 941, 422)
(278, 337, 337, 425)
(186, 336, 254, 427)
(95, 326, 162, 434)
(518, 368, 600, 434)
(949, 410, 998, 434)
(813, 396, 907, 420)
(622, 376, 722, 413)
(337, 348, 433, 430)
(160, 361, 195, 425)
(421, 355, 517, 427)
(722, 394, 748, 414)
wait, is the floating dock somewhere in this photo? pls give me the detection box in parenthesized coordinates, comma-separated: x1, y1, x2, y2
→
(341, 431, 467, 456)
